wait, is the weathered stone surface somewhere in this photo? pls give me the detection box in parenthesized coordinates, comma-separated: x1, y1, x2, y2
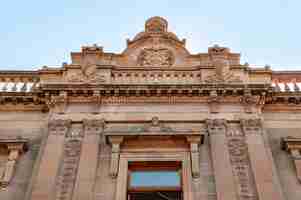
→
(0, 16, 300, 200)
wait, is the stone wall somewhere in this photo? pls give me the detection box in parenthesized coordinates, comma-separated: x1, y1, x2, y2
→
(264, 112, 301, 200)
(0, 112, 47, 200)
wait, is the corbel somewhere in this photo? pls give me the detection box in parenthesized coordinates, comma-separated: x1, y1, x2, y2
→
(281, 137, 301, 183)
(186, 135, 203, 178)
(107, 136, 124, 178)
(0, 141, 27, 188)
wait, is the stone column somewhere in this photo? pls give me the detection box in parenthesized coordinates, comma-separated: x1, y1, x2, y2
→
(241, 119, 283, 200)
(72, 119, 105, 200)
(30, 119, 71, 200)
(207, 119, 238, 200)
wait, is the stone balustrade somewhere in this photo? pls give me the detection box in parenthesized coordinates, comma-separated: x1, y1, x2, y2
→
(0, 71, 39, 92)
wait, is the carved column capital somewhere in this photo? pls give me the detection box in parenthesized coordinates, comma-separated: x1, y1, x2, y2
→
(83, 118, 106, 130)
(240, 118, 262, 135)
(48, 119, 72, 136)
(206, 119, 227, 135)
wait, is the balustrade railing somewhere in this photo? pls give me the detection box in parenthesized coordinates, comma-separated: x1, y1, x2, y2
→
(0, 71, 40, 92)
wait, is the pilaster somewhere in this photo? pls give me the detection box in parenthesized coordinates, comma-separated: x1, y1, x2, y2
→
(30, 119, 71, 200)
(72, 119, 105, 200)
(241, 119, 283, 200)
(207, 119, 238, 200)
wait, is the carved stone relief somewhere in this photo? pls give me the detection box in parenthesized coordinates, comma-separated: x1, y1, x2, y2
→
(204, 45, 241, 83)
(0, 139, 28, 189)
(55, 123, 83, 200)
(65, 64, 107, 83)
(226, 128, 258, 200)
(138, 48, 174, 67)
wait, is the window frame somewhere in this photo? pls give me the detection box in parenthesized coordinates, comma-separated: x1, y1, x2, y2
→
(127, 161, 182, 192)
(115, 152, 193, 200)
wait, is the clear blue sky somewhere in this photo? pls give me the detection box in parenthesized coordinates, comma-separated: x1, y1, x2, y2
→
(0, 0, 300, 70)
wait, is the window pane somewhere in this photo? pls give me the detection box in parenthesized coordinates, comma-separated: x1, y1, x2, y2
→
(130, 171, 180, 187)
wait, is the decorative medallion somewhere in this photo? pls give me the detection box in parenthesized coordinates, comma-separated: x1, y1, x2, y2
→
(138, 48, 174, 67)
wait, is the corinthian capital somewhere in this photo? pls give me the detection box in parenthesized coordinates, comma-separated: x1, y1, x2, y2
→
(206, 119, 227, 135)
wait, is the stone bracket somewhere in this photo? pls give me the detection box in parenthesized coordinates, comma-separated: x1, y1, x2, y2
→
(0, 139, 28, 188)
(107, 136, 124, 178)
(186, 136, 203, 178)
(281, 137, 301, 183)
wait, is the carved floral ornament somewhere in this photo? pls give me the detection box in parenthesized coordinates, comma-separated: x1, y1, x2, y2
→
(138, 48, 174, 67)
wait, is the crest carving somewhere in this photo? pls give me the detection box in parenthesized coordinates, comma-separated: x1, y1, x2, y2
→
(66, 64, 106, 83)
(138, 48, 174, 67)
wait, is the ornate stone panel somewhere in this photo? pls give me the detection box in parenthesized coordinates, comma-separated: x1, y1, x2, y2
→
(137, 48, 174, 67)
(55, 124, 83, 200)
(226, 126, 258, 200)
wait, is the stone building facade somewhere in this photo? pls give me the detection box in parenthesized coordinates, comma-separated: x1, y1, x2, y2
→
(0, 16, 300, 200)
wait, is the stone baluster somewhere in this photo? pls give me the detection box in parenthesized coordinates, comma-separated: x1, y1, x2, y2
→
(284, 82, 290, 92)
(21, 78, 28, 92)
(11, 78, 18, 92)
(274, 79, 281, 92)
(2, 78, 8, 92)
(292, 79, 300, 92)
